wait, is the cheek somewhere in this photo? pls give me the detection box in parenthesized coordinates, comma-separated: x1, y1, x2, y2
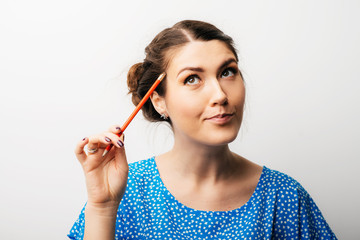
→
(165, 87, 206, 128)
(225, 81, 246, 107)
(167, 93, 205, 119)
(235, 88, 246, 108)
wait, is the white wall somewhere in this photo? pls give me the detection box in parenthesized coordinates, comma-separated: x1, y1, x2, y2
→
(0, 0, 359, 239)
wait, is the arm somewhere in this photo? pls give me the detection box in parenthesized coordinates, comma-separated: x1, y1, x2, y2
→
(72, 125, 129, 240)
(84, 202, 119, 240)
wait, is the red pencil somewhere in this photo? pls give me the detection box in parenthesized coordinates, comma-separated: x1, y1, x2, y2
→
(102, 72, 166, 157)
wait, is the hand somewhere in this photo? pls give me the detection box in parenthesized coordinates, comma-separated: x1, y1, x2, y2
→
(75, 125, 128, 207)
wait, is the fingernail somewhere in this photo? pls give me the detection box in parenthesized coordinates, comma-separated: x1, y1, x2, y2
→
(82, 137, 86, 141)
(117, 140, 124, 147)
(105, 137, 111, 142)
(116, 127, 121, 131)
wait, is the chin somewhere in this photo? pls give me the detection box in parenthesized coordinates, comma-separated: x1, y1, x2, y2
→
(200, 131, 239, 146)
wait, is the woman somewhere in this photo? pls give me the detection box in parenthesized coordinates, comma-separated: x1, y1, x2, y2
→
(68, 20, 337, 239)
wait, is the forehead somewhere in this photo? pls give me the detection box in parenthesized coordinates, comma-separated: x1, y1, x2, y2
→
(166, 40, 236, 73)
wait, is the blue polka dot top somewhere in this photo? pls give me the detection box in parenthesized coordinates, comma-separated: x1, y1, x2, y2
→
(68, 156, 337, 239)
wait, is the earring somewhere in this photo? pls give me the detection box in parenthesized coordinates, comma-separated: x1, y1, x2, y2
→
(160, 113, 168, 120)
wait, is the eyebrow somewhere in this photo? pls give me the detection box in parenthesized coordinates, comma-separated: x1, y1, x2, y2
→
(176, 58, 238, 78)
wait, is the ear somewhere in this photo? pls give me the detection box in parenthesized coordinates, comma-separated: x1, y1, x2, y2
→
(150, 91, 167, 116)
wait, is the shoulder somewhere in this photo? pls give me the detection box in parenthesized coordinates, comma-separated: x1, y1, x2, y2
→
(126, 156, 158, 188)
(261, 166, 309, 199)
(261, 167, 337, 239)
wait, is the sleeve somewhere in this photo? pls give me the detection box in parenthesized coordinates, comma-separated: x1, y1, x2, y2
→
(67, 203, 130, 240)
(273, 182, 337, 239)
(296, 185, 337, 239)
(67, 204, 86, 240)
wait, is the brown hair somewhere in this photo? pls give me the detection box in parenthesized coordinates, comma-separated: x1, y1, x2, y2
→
(127, 20, 240, 123)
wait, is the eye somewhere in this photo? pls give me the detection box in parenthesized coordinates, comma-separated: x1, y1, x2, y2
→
(184, 75, 200, 85)
(221, 68, 237, 78)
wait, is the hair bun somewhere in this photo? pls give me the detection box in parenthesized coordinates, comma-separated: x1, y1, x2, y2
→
(127, 62, 145, 106)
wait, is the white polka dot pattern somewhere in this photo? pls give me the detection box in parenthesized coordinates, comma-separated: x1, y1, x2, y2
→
(68, 156, 337, 239)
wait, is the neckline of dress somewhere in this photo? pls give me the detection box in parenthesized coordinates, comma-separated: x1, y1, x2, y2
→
(150, 156, 267, 215)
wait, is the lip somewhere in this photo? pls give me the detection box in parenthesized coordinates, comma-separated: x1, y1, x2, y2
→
(205, 113, 234, 124)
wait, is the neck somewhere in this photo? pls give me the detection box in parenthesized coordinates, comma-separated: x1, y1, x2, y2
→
(165, 134, 242, 186)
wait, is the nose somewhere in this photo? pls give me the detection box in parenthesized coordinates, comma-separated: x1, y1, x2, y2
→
(209, 79, 228, 106)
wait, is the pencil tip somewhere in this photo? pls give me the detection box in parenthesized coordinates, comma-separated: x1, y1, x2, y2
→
(102, 150, 109, 157)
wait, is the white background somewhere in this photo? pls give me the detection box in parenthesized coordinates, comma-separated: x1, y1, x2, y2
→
(0, 0, 359, 239)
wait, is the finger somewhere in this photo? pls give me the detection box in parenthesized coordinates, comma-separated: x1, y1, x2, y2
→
(103, 132, 125, 149)
(108, 125, 123, 136)
(114, 135, 128, 170)
(86, 135, 105, 156)
(87, 133, 119, 154)
(75, 137, 89, 163)
(119, 133, 124, 142)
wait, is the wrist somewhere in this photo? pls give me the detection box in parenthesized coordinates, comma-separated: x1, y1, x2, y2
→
(84, 201, 119, 239)
(85, 201, 120, 217)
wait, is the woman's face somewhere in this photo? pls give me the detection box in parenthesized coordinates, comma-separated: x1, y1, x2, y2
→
(163, 40, 245, 146)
